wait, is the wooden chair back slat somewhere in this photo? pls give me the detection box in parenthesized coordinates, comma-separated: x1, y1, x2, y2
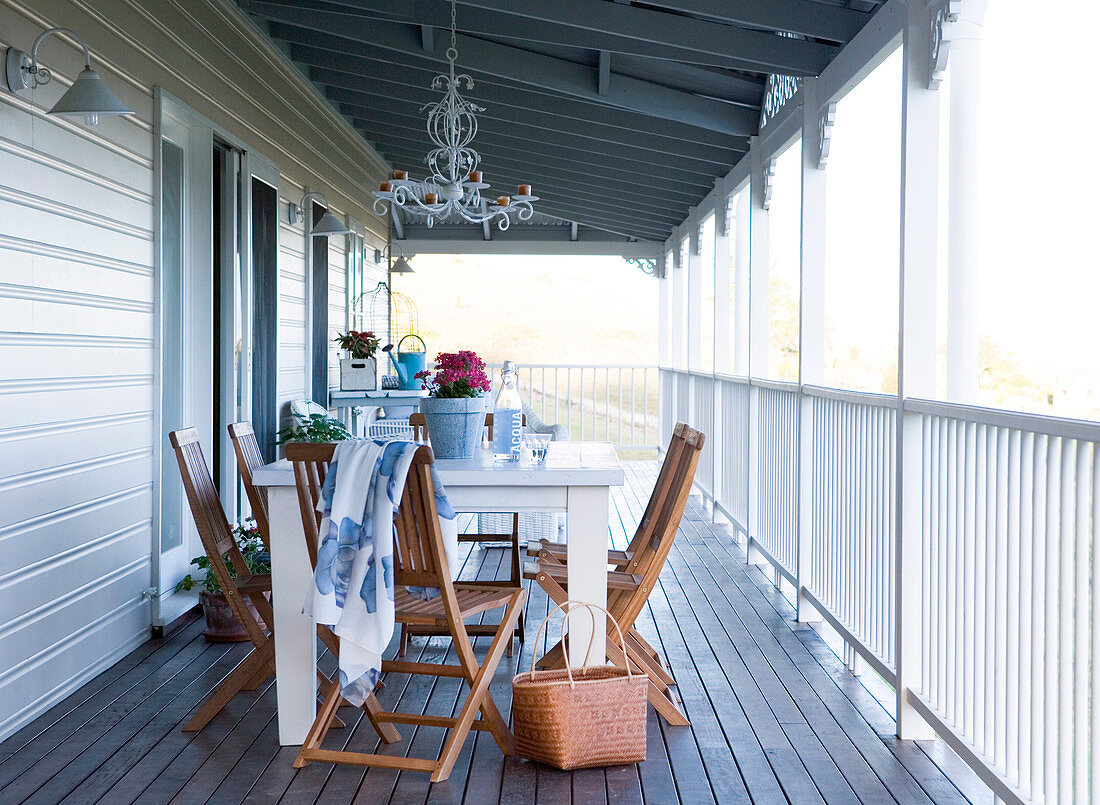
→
(227, 421, 271, 550)
(394, 450, 450, 588)
(617, 423, 690, 568)
(169, 427, 269, 646)
(613, 423, 704, 626)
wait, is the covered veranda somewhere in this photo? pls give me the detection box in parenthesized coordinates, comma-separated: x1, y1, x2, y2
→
(0, 465, 990, 804)
(0, 1, 1094, 804)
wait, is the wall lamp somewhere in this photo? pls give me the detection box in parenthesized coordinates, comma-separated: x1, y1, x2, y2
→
(288, 191, 351, 238)
(4, 27, 133, 125)
(374, 244, 414, 274)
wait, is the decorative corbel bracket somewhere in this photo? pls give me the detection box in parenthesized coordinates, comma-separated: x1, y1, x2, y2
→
(929, 0, 961, 89)
(625, 257, 658, 276)
(818, 102, 837, 170)
(719, 191, 736, 237)
(761, 158, 777, 210)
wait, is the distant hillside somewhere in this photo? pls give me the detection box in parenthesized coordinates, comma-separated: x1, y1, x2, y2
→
(389, 254, 658, 366)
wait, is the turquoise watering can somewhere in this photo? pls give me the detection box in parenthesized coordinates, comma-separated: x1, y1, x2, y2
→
(383, 334, 427, 390)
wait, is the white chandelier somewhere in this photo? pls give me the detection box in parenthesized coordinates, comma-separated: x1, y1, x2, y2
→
(372, 0, 538, 231)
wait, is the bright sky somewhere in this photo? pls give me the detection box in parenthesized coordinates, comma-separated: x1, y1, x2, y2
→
(974, 4, 1100, 375)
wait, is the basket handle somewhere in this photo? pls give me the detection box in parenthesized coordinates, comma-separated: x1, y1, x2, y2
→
(530, 600, 635, 687)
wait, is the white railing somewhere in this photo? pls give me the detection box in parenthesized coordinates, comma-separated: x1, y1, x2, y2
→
(489, 363, 658, 449)
(907, 401, 1099, 805)
(752, 381, 800, 578)
(691, 373, 715, 498)
(715, 375, 750, 531)
(806, 386, 897, 677)
(658, 366, 1100, 805)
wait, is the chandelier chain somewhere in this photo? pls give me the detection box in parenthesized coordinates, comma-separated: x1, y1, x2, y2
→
(447, 0, 458, 65)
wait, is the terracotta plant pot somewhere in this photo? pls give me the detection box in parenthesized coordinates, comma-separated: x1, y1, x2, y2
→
(199, 591, 266, 643)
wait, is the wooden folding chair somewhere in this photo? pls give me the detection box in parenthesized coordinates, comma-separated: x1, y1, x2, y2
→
(523, 422, 705, 726)
(226, 421, 270, 551)
(287, 442, 525, 782)
(169, 427, 277, 732)
(406, 411, 525, 656)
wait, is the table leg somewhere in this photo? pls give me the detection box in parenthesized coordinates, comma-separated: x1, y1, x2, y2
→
(565, 485, 610, 665)
(269, 486, 317, 745)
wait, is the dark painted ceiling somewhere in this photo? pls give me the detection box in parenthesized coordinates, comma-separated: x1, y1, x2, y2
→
(238, 0, 886, 242)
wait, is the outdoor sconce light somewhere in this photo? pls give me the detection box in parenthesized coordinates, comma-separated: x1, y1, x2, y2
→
(374, 244, 414, 274)
(4, 27, 133, 125)
(288, 191, 351, 238)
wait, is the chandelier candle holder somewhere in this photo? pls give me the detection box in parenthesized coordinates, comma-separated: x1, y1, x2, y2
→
(372, 0, 539, 231)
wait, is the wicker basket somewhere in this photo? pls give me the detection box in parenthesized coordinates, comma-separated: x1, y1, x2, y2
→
(512, 602, 648, 770)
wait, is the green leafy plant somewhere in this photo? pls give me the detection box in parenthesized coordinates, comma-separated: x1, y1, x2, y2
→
(276, 413, 352, 444)
(334, 329, 380, 359)
(175, 520, 269, 595)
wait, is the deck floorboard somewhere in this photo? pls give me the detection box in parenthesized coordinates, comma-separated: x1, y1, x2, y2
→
(0, 462, 989, 804)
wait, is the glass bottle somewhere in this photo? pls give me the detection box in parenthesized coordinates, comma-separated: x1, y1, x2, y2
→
(492, 361, 523, 460)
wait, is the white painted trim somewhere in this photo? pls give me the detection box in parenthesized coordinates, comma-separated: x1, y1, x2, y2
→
(393, 239, 660, 257)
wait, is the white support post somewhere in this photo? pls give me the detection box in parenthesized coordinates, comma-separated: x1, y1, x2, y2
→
(945, 0, 989, 404)
(896, 0, 941, 741)
(746, 137, 770, 563)
(798, 79, 826, 623)
(748, 139, 771, 381)
(686, 208, 703, 372)
(713, 183, 731, 515)
(658, 269, 670, 368)
(671, 230, 685, 370)
(714, 182, 732, 375)
(734, 187, 751, 376)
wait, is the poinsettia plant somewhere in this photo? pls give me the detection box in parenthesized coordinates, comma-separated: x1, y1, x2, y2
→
(415, 350, 491, 398)
(334, 329, 380, 359)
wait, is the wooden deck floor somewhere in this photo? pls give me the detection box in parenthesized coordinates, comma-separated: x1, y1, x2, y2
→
(0, 462, 991, 804)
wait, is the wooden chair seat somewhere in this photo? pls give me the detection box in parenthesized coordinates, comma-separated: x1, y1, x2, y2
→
(395, 584, 519, 625)
(526, 422, 705, 728)
(527, 540, 634, 569)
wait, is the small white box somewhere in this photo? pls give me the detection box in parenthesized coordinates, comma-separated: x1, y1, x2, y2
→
(339, 356, 378, 391)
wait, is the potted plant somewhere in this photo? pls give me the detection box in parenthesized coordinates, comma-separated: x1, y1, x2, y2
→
(175, 520, 270, 642)
(276, 413, 352, 444)
(335, 329, 381, 391)
(415, 350, 490, 459)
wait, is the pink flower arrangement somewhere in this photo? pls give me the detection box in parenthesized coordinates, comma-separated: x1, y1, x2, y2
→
(415, 350, 490, 398)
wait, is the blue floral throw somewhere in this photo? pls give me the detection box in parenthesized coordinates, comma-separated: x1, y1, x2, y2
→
(305, 439, 458, 706)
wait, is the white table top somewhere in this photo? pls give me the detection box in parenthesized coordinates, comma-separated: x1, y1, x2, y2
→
(252, 441, 624, 488)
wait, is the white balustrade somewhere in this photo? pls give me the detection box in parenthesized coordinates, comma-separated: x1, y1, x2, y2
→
(658, 367, 1100, 805)
(753, 381, 800, 577)
(488, 363, 658, 449)
(806, 387, 897, 677)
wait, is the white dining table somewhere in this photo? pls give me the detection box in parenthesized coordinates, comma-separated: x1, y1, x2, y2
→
(252, 441, 625, 746)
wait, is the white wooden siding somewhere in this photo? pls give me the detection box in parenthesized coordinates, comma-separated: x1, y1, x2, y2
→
(0, 0, 390, 741)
